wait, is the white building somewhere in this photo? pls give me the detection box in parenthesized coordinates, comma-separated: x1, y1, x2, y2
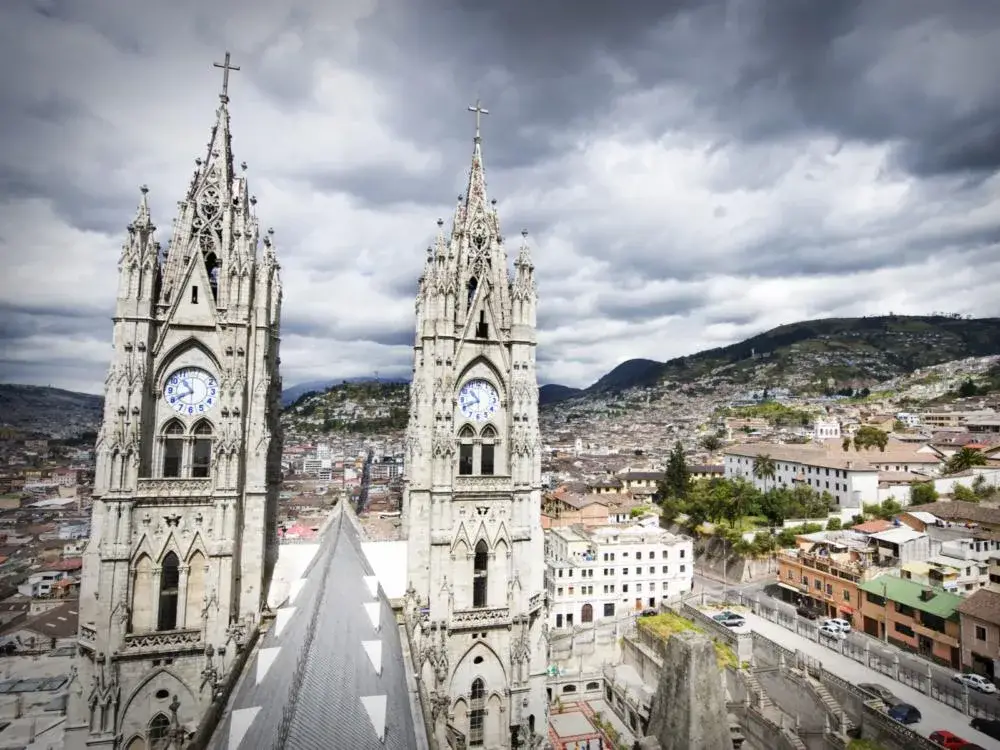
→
(724, 445, 879, 509)
(545, 525, 694, 629)
(813, 419, 841, 440)
(896, 412, 921, 428)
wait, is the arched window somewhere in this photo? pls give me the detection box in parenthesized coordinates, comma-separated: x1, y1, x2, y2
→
(480, 425, 496, 476)
(467, 277, 478, 309)
(458, 425, 474, 476)
(473, 540, 488, 608)
(204, 252, 219, 301)
(469, 678, 486, 747)
(148, 713, 171, 750)
(157, 552, 180, 631)
(581, 603, 594, 624)
(191, 420, 213, 478)
(161, 421, 184, 478)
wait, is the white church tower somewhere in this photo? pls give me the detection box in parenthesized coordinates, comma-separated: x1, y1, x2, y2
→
(402, 103, 549, 749)
(65, 54, 283, 750)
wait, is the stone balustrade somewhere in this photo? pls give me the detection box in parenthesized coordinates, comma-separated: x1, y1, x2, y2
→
(122, 628, 202, 655)
(134, 477, 213, 499)
(450, 606, 511, 631)
(451, 475, 512, 494)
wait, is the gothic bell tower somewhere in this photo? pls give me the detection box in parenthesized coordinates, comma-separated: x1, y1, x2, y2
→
(403, 103, 549, 749)
(65, 54, 283, 750)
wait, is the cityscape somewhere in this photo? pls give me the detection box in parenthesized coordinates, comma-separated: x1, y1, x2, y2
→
(3, 3, 1000, 750)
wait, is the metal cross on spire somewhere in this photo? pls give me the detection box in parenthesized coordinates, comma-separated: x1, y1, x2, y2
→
(468, 99, 489, 142)
(213, 51, 241, 101)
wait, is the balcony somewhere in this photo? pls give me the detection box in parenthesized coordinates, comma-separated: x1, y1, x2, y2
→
(451, 475, 512, 495)
(450, 606, 511, 631)
(134, 478, 212, 499)
(78, 623, 97, 652)
(121, 628, 202, 655)
(529, 592, 544, 615)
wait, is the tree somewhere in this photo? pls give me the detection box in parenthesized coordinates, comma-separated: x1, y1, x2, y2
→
(841, 436, 851, 452)
(910, 482, 938, 505)
(700, 434, 723, 453)
(945, 447, 987, 475)
(853, 426, 889, 452)
(952, 484, 980, 503)
(752, 454, 777, 493)
(827, 517, 843, 531)
(662, 441, 690, 499)
(758, 490, 788, 528)
(958, 379, 979, 398)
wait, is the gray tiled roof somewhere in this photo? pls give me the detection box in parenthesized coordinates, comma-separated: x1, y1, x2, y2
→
(208, 507, 420, 750)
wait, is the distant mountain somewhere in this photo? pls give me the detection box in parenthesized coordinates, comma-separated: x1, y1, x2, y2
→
(0, 384, 103, 438)
(544, 315, 1000, 399)
(538, 384, 584, 406)
(283, 381, 409, 434)
(282, 376, 409, 406)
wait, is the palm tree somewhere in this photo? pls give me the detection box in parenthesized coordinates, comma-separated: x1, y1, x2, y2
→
(753, 454, 777, 493)
(945, 446, 988, 475)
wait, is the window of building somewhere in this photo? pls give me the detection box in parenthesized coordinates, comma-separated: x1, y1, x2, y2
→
(458, 426, 474, 475)
(894, 622, 915, 638)
(680, 549, 686, 558)
(148, 713, 171, 750)
(663, 566, 669, 574)
(469, 678, 485, 746)
(473, 541, 488, 608)
(679, 565, 685, 573)
(604, 603, 615, 617)
(662, 550, 668, 559)
(622, 568, 629, 575)
(581, 603, 593, 623)
(636, 584, 642, 592)
(976, 625, 987, 641)
(480, 425, 496, 475)
(157, 552, 180, 631)
(622, 584, 629, 593)
(636, 551, 642, 560)
(826, 583, 833, 596)
(161, 420, 184, 477)
(191, 420, 213, 478)
(843, 590, 851, 602)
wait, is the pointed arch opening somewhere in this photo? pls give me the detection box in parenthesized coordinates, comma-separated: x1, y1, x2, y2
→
(157, 552, 180, 631)
(185, 550, 206, 628)
(467, 277, 478, 310)
(469, 678, 486, 747)
(204, 252, 220, 302)
(581, 603, 594, 624)
(473, 540, 489, 609)
(124, 737, 145, 750)
(148, 712, 171, 750)
(161, 420, 184, 478)
(480, 425, 496, 476)
(458, 425, 475, 476)
(191, 419, 214, 478)
(475, 310, 488, 339)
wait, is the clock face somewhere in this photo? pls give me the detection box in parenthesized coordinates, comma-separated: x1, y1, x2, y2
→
(164, 367, 218, 416)
(458, 379, 500, 422)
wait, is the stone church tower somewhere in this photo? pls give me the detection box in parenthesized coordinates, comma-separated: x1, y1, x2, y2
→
(65, 56, 283, 750)
(402, 104, 549, 749)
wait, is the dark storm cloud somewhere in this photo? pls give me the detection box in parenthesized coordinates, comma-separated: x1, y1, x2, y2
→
(281, 316, 412, 348)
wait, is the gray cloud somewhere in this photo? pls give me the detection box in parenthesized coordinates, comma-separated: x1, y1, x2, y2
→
(1, 0, 999, 393)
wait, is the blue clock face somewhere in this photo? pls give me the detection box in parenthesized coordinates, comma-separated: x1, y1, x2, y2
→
(164, 367, 218, 416)
(458, 379, 499, 422)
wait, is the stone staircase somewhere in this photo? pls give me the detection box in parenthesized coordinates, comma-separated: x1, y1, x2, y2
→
(805, 673, 855, 736)
(744, 669, 776, 711)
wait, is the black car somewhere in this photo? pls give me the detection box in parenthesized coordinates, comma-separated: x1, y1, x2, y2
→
(858, 683, 901, 707)
(796, 605, 820, 620)
(971, 717, 1000, 741)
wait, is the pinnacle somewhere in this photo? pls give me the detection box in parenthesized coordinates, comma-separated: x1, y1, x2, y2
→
(133, 185, 153, 229)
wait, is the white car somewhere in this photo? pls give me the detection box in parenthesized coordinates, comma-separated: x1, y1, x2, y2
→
(823, 618, 852, 633)
(819, 623, 846, 640)
(953, 673, 998, 694)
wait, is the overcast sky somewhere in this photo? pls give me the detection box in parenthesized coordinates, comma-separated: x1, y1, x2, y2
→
(2, 0, 999, 394)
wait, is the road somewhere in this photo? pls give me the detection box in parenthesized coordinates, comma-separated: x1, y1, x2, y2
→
(748, 592, 1000, 718)
(742, 610, 1000, 748)
(692, 571, 768, 599)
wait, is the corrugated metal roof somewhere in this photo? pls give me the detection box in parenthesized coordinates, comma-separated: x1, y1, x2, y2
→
(207, 508, 420, 750)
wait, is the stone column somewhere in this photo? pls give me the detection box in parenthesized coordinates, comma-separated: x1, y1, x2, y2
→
(150, 570, 162, 629)
(177, 565, 190, 628)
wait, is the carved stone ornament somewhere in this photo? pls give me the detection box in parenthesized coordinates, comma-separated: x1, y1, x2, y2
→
(430, 690, 452, 722)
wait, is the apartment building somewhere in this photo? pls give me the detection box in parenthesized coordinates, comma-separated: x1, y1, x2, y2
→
(725, 445, 879, 509)
(545, 525, 693, 629)
(921, 411, 992, 429)
(956, 588, 1000, 681)
(857, 576, 963, 668)
(776, 531, 880, 623)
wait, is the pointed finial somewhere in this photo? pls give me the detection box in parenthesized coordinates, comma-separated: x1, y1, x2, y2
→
(491, 198, 497, 206)
(140, 184, 149, 195)
(250, 195, 257, 206)
(195, 157, 203, 166)
(240, 161, 248, 171)
(267, 227, 275, 235)
(521, 229, 529, 238)
(437, 218, 444, 227)
(457, 194, 463, 203)
(467, 99, 489, 142)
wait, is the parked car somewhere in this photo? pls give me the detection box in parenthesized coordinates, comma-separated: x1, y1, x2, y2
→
(887, 703, 921, 725)
(712, 611, 747, 628)
(970, 717, 1000, 740)
(819, 623, 845, 640)
(857, 683, 901, 707)
(639, 608, 658, 618)
(796, 605, 820, 620)
(953, 673, 998, 694)
(822, 617, 852, 633)
(928, 730, 968, 749)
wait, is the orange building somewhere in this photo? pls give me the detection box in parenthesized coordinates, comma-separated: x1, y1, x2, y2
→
(541, 491, 610, 529)
(776, 533, 879, 624)
(857, 576, 963, 668)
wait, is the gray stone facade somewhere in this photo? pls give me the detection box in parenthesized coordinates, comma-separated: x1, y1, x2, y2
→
(64, 74, 282, 750)
(401, 112, 550, 749)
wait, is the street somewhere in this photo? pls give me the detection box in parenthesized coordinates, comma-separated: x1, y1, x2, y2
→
(747, 592, 1000, 718)
(741, 611, 1000, 748)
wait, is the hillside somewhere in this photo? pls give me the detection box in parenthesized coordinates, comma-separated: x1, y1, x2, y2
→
(564, 315, 1000, 400)
(281, 376, 408, 406)
(282, 381, 409, 435)
(0, 384, 103, 439)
